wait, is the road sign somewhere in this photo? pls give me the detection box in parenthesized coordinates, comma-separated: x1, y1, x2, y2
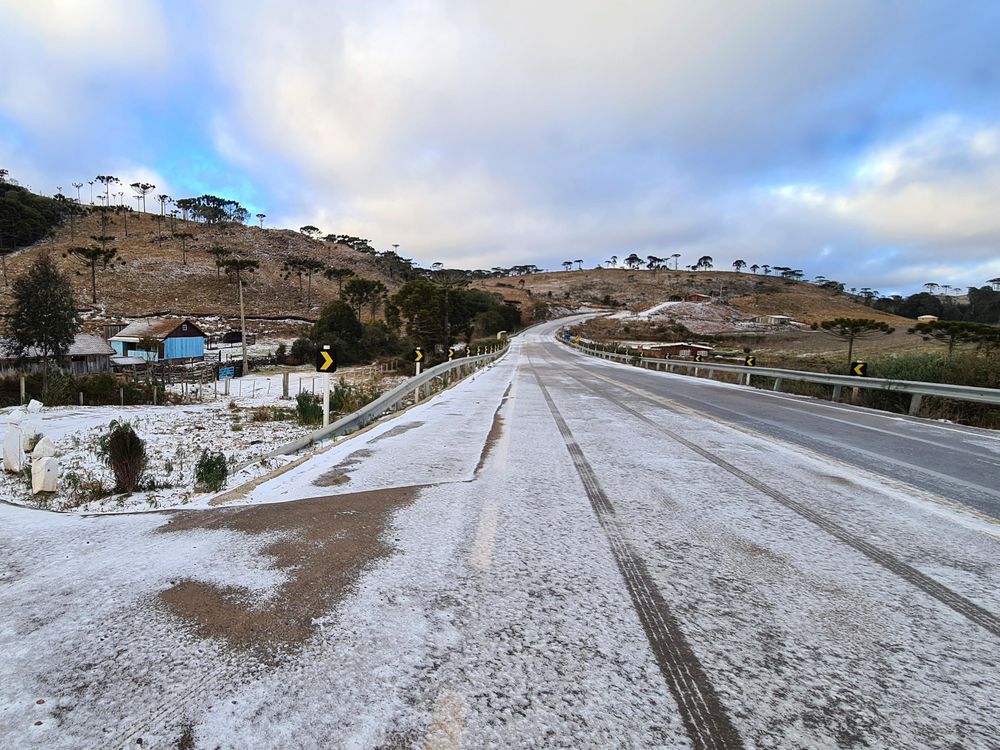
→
(414, 348, 424, 363)
(693, 354, 703, 363)
(744, 355, 756, 367)
(315, 345, 336, 373)
(448, 347, 455, 361)
(851, 361, 868, 377)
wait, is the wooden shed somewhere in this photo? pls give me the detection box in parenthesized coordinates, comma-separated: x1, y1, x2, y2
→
(0, 334, 115, 375)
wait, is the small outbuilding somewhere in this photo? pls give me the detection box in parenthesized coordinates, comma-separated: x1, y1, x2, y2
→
(647, 342, 714, 359)
(109, 318, 206, 363)
(753, 314, 792, 326)
(686, 293, 712, 303)
(0, 334, 115, 375)
(916, 315, 939, 324)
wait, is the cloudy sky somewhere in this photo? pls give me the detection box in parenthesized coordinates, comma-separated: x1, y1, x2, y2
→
(2, 0, 999, 294)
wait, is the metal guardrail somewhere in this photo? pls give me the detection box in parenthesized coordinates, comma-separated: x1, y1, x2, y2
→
(268, 345, 510, 456)
(562, 337, 1000, 416)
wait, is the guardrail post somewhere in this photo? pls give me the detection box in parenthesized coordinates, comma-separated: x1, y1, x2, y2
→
(773, 377, 783, 392)
(832, 384, 842, 402)
(908, 393, 923, 416)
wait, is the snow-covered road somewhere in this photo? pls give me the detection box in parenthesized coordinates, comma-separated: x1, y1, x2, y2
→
(2, 319, 998, 748)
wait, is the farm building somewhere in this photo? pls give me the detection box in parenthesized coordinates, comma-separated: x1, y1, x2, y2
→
(645, 342, 714, 359)
(109, 318, 206, 363)
(0, 334, 115, 375)
(686, 293, 712, 303)
(752, 314, 792, 325)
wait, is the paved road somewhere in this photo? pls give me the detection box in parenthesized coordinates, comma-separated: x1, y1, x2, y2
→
(553, 333, 1000, 520)
(2, 317, 998, 749)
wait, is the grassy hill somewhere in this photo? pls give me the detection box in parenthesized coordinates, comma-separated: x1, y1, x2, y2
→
(474, 268, 909, 326)
(0, 210, 397, 327)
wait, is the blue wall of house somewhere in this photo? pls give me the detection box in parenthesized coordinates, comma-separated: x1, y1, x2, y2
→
(164, 336, 204, 360)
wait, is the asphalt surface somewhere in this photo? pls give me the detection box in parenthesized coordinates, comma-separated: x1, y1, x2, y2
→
(548, 334, 1000, 521)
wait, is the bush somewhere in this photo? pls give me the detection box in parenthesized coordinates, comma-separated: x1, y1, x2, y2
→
(195, 449, 228, 492)
(296, 392, 323, 425)
(98, 421, 147, 494)
(328, 378, 381, 416)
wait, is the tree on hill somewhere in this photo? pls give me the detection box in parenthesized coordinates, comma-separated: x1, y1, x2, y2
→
(130, 182, 155, 213)
(300, 225, 320, 239)
(283, 255, 326, 307)
(695, 255, 713, 270)
(624, 253, 642, 269)
(155, 194, 172, 242)
(814, 318, 895, 369)
(256, 213, 266, 228)
(343, 277, 388, 321)
(670, 253, 681, 270)
(324, 267, 355, 296)
(561, 260, 572, 271)
(732, 259, 746, 272)
(95, 175, 120, 205)
(574, 259, 583, 271)
(606, 255, 617, 268)
(206, 244, 231, 280)
(761, 264, 771, 275)
(173, 231, 194, 265)
(908, 320, 1000, 356)
(5, 254, 80, 396)
(65, 245, 119, 303)
(750, 264, 759, 274)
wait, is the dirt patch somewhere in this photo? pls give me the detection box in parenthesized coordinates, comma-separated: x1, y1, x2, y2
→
(158, 487, 415, 659)
(368, 422, 424, 444)
(475, 383, 512, 474)
(313, 449, 374, 487)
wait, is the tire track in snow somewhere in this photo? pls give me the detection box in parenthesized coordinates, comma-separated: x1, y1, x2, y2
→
(531, 369, 744, 750)
(565, 362, 1000, 639)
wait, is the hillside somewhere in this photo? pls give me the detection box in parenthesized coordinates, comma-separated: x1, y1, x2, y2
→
(474, 268, 910, 326)
(0, 210, 398, 328)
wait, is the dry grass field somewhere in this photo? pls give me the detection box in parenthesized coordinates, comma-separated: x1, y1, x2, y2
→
(0, 211, 398, 328)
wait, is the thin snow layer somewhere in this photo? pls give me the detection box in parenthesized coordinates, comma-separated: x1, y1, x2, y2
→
(227, 357, 516, 507)
(0, 364, 404, 513)
(192, 353, 687, 748)
(3, 322, 998, 748)
(0, 504, 287, 749)
(536, 355, 1000, 748)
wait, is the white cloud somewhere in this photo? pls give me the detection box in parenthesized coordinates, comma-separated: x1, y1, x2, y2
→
(0, 0, 169, 131)
(775, 117, 1000, 258)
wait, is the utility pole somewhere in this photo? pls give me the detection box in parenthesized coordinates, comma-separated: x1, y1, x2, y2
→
(239, 274, 249, 375)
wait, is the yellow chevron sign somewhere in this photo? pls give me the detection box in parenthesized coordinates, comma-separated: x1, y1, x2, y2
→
(448, 347, 455, 361)
(414, 348, 424, 363)
(744, 355, 755, 367)
(315, 346, 336, 372)
(852, 361, 868, 377)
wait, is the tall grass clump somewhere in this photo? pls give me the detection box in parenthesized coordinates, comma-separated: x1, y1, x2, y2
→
(296, 392, 323, 425)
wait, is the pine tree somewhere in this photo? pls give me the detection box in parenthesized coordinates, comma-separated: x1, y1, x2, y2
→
(5, 255, 80, 396)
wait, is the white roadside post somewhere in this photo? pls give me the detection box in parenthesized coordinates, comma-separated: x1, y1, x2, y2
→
(323, 371, 330, 428)
(317, 344, 335, 429)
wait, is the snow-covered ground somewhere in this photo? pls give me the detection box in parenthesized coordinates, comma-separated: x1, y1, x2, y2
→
(0, 365, 405, 513)
(1, 319, 997, 748)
